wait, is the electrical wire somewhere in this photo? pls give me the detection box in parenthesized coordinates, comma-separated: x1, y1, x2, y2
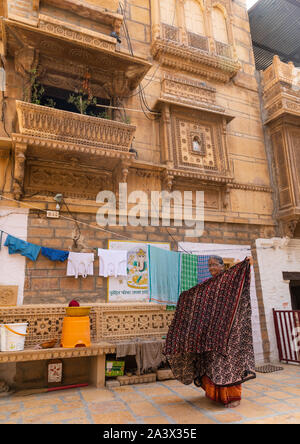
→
(0, 193, 275, 254)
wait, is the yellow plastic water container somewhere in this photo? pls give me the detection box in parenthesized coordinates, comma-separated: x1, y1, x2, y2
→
(61, 316, 91, 348)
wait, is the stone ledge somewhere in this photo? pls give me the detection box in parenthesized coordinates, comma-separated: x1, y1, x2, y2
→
(117, 373, 156, 385)
(0, 342, 116, 363)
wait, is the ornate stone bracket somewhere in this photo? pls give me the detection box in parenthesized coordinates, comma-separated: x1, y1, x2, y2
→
(14, 46, 39, 78)
(281, 219, 299, 239)
(222, 184, 231, 209)
(161, 169, 174, 192)
(13, 142, 27, 200)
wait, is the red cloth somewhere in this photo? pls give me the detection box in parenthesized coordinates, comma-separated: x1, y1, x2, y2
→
(68, 299, 80, 307)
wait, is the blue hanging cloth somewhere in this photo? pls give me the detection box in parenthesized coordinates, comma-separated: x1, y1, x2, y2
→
(148, 245, 181, 306)
(4, 234, 41, 261)
(41, 247, 69, 262)
(197, 255, 212, 283)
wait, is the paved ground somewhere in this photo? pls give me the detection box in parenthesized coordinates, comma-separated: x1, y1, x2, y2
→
(1, 364, 300, 424)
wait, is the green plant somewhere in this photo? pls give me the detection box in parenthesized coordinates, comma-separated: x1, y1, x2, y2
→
(45, 98, 56, 108)
(98, 111, 110, 119)
(68, 89, 97, 115)
(26, 68, 44, 105)
(122, 116, 131, 124)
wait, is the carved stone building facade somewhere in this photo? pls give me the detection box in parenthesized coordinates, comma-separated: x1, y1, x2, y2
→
(0, 0, 288, 364)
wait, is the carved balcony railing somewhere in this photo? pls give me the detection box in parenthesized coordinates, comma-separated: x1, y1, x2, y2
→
(262, 57, 300, 124)
(12, 101, 136, 200)
(162, 23, 180, 42)
(151, 26, 240, 83)
(15, 101, 136, 152)
(215, 41, 232, 59)
(187, 32, 209, 52)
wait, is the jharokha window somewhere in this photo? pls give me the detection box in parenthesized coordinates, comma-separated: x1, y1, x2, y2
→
(157, 0, 233, 57)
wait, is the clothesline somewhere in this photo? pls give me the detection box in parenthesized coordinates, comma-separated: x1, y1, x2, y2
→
(0, 195, 273, 254)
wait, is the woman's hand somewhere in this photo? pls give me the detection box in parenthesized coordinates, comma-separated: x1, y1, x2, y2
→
(246, 256, 254, 266)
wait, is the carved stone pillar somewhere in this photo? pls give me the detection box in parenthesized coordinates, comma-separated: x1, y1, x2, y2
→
(160, 103, 173, 165)
(150, 0, 161, 41)
(13, 142, 27, 200)
(177, 0, 187, 45)
(14, 47, 39, 102)
(206, 5, 215, 52)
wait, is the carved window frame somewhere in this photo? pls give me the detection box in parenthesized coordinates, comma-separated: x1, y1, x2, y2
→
(154, 0, 236, 58)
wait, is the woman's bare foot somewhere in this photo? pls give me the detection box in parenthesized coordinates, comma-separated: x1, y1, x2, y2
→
(225, 401, 241, 408)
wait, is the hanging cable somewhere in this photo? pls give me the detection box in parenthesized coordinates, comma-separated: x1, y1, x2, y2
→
(0, 194, 273, 254)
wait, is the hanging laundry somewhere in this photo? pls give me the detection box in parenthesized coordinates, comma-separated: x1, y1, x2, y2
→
(0, 231, 3, 251)
(66, 252, 94, 278)
(41, 247, 69, 262)
(98, 248, 127, 277)
(4, 234, 41, 261)
(148, 245, 181, 306)
(197, 255, 212, 283)
(180, 253, 198, 293)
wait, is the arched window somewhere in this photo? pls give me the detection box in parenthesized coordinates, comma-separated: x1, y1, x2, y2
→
(212, 5, 228, 44)
(160, 0, 177, 26)
(184, 0, 205, 36)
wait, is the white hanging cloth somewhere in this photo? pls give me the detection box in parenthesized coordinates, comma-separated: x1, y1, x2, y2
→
(67, 252, 94, 278)
(98, 248, 127, 278)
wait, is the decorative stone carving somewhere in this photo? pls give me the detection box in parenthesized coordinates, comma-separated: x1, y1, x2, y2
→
(162, 169, 174, 192)
(162, 74, 216, 105)
(263, 59, 300, 237)
(161, 23, 180, 42)
(4, 20, 151, 97)
(13, 142, 27, 200)
(151, 38, 240, 83)
(16, 101, 136, 152)
(38, 15, 116, 53)
(14, 46, 39, 79)
(281, 219, 299, 239)
(173, 116, 224, 173)
(43, 0, 123, 30)
(0, 286, 18, 306)
(187, 32, 209, 52)
(0, 303, 175, 347)
(25, 161, 113, 199)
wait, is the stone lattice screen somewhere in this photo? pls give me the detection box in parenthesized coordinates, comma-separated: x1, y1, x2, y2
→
(0, 304, 174, 348)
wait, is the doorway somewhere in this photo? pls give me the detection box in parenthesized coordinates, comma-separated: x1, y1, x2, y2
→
(290, 281, 300, 310)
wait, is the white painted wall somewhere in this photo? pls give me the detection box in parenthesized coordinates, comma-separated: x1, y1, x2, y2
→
(0, 207, 29, 305)
(179, 242, 265, 365)
(256, 238, 300, 362)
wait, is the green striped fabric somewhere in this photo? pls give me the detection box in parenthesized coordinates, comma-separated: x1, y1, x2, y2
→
(180, 253, 198, 293)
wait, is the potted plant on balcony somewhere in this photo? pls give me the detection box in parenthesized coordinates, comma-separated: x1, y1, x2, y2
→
(67, 71, 109, 118)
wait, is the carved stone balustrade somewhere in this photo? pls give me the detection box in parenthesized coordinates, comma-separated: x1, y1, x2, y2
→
(151, 37, 240, 83)
(16, 101, 136, 152)
(0, 303, 174, 348)
(12, 101, 136, 199)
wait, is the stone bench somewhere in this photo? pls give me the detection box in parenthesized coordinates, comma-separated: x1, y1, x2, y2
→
(0, 342, 116, 388)
(0, 303, 174, 390)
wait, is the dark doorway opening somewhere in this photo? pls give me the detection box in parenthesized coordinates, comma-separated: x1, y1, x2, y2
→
(290, 281, 300, 310)
(40, 85, 110, 117)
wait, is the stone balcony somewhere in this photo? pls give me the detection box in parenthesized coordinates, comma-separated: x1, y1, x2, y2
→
(262, 56, 300, 124)
(11, 101, 136, 200)
(15, 101, 136, 153)
(262, 57, 300, 237)
(151, 23, 241, 84)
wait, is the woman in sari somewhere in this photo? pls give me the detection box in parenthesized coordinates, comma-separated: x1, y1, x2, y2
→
(197, 256, 242, 408)
(165, 255, 256, 409)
